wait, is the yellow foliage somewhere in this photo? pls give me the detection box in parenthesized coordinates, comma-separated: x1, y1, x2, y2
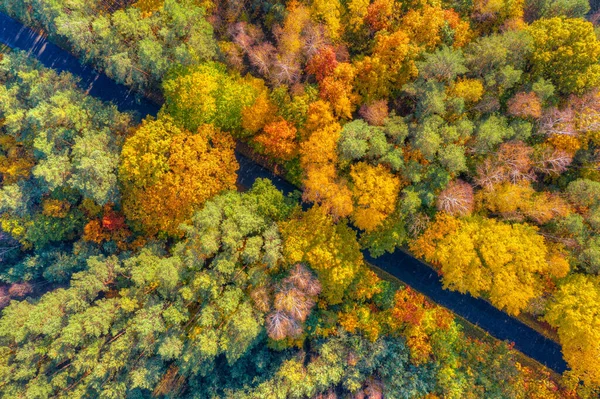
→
(545, 274, 600, 386)
(242, 91, 277, 134)
(310, 0, 343, 41)
(354, 30, 419, 100)
(280, 1, 311, 55)
(120, 117, 238, 236)
(339, 305, 381, 341)
(345, 0, 370, 32)
(472, 0, 524, 32)
(300, 101, 354, 218)
(279, 207, 363, 305)
(319, 63, 359, 119)
(401, 5, 446, 50)
(350, 162, 400, 232)
(547, 134, 582, 155)
(409, 213, 461, 261)
(448, 79, 484, 103)
(528, 18, 600, 94)
(477, 182, 571, 225)
(412, 215, 563, 315)
(41, 199, 71, 218)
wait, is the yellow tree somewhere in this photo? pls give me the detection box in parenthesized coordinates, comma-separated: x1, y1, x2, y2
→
(528, 18, 600, 95)
(300, 101, 354, 219)
(411, 214, 568, 315)
(279, 206, 363, 305)
(310, 0, 343, 41)
(354, 29, 419, 101)
(545, 274, 600, 386)
(350, 162, 401, 232)
(401, 5, 447, 50)
(119, 117, 238, 236)
(318, 63, 359, 119)
(477, 182, 570, 225)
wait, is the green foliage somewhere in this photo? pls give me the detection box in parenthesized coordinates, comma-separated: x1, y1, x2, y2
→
(0, 0, 217, 91)
(0, 52, 131, 282)
(162, 62, 259, 135)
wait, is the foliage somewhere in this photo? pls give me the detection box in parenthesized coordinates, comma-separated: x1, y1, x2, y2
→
(119, 116, 238, 236)
(411, 214, 569, 315)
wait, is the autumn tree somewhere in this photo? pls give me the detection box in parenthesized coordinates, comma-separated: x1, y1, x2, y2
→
(279, 206, 363, 305)
(411, 214, 569, 315)
(436, 180, 474, 216)
(350, 162, 401, 232)
(253, 118, 299, 161)
(119, 117, 238, 236)
(477, 182, 570, 225)
(507, 92, 542, 119)
(162, 62, 260, 136)
(545, 274, 600, 386)
(300, 101, 353, 219)
(528, 18, 600, 95)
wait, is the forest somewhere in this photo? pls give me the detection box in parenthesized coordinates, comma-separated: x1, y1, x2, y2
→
(0, 0, 600, 397)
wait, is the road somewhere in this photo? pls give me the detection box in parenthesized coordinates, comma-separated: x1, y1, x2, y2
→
(0, 11, 568, 374)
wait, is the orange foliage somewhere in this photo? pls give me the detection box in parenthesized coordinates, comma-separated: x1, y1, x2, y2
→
(306, 46, 338, 82)
(388, 288, 454, 365)
(508, 92, 542, 120)
(83, 205, 134, 250)
(0, 135, 34, 185)
(300, 101, 354, 219)
(318, 63, 359, 119)
(444, 10, 472, 48)
(120, 118, 238, 236)
(364, 0, 395, 32)
(253, 118, 298, 161)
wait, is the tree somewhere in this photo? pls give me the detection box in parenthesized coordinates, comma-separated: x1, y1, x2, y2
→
(411, 214, 568, 315)
(279, 206, 363, 305)
(353, 29, 419, 101)
(350, 162, 401, 232)
(0, 180, 293, 397)
(162, 62, 260, 135)
(0, 52, 129, 258)
(300, 101, 354, 219)
(417, 46, 468, 83)
(436, 180, 474, 216)
(477, 182, 571, 225)
(119, 117, 238, 236)
(545, 274, 600, 386)
(253, 118, 299, 161)
(318, 62, 359, 119)
(528, 18, 600, 95)
(507, 92, 542, 120)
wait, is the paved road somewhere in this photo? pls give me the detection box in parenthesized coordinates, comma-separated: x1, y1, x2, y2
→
(0, 11, 568, 374)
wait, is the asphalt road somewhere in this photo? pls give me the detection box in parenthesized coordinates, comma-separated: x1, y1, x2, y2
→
(0, 11, 568, 374)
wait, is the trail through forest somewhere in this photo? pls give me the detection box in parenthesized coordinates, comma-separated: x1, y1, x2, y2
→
(0, 11, 568, 374)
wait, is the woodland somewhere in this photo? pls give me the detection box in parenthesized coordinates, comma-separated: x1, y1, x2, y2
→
(0, 0, 600, 398)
